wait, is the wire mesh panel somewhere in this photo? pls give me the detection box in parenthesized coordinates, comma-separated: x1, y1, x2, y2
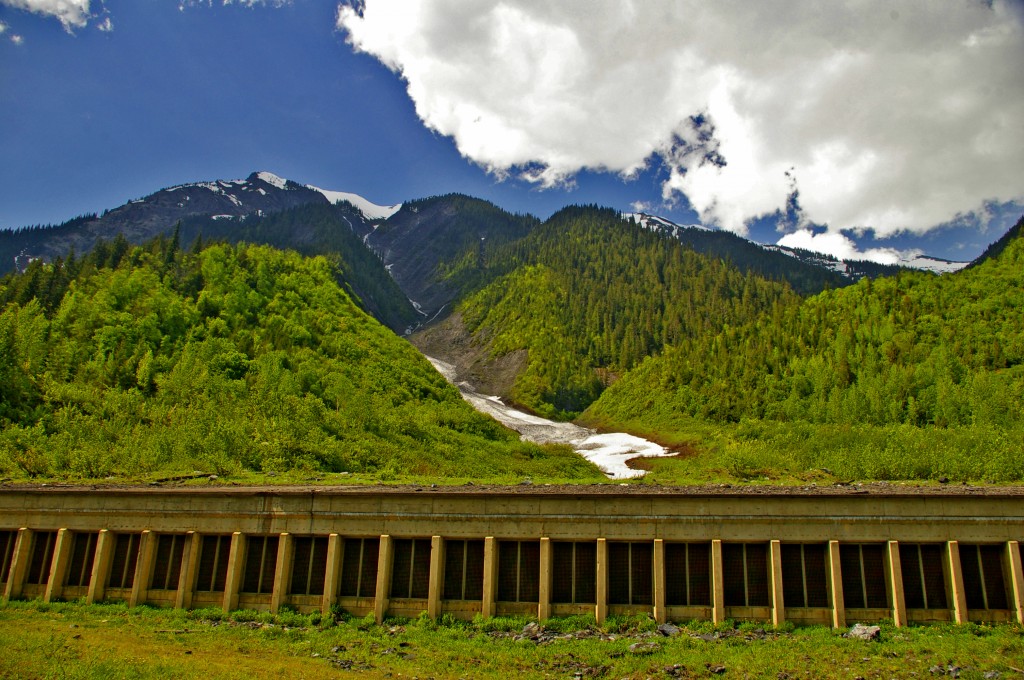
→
(723, 543, 769, 607)
(960, 544, 1009, 611)
(339, 537, 380, 598)
(390, 538, 431, 600)
(195, 535, 232, 592)
(290, 536, 329, 597)
(150, 534, 185, 591)
(497, 540, 540, 603)
(781, 543, 828, 608)
(900, 543, 948, 610)
(441, 539, 484, 601)
(664, 542, 711, 606)
(839, 543, 888, 609)
(108, 533, 141, 590)
(241, 535, 279, 595)
(65, 532, 98, 588)
(1, 530, 18, 584)
(608, 542, 653, 605)
(552, 541, 597, 604)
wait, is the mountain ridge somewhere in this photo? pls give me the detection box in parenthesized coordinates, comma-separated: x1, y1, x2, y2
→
(3, 171, 973, 283)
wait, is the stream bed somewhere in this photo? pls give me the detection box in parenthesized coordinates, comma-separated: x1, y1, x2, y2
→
(427, 357, 673, 479)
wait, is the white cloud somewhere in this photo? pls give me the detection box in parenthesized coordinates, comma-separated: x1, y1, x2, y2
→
(777, 229, 906, 264)
(11, 33, 23, 45)
(1, 0, 92, 32)
(96, 15, 111, 31)
(338, 0, 1024, 238)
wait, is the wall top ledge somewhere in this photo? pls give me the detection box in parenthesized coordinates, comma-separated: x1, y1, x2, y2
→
(2, 483, 1024, 500)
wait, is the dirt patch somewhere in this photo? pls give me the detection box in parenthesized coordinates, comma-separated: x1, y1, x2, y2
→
(409, 312, 526, 400)
(624, 443, 701, 471)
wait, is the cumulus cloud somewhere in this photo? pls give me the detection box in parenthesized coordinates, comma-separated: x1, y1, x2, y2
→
(338, 0, 1024, 238)
(777, 229, 908, 264)
(1, 0, 93, 32)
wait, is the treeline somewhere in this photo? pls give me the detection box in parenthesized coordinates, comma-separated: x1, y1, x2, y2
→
(175, 203, 420, 332)
(0, 214, 99, 275)
(586, 217, 1024, 431)
(457, 206, 800, 418)
(0, 237, 598, 481)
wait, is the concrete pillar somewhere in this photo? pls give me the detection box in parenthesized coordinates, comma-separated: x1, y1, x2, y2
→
(595, 538, 608, 624)
(3, 529, 32, 601)
(222, 532, 246, 613)
(130, 531, 156, 608)
(711, 539, 725, 625)
(652, 539, 666, 624)
(427, 536, 444, 619)
(373, 535, 393, 624)
(481, 537, 498, 619)
(947, 541, 968, 624)
(44, 528, 73, 603)
(271, 533, 294, 614)
(538, 537, 552, 621)
(87, 530, 115, 604)
(1007, 541, 1024, 625)
(887, 540, 906, 627)
(770, 540, 785, 627)
(177, 531, 200, 610)
(828, 540, 845, 629)
(321, 534, 342, 616)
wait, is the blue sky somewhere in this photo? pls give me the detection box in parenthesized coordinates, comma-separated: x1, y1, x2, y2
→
(2, 1, 1022, 263)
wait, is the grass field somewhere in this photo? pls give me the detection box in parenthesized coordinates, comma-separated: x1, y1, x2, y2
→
(1, 600, 1022, 679)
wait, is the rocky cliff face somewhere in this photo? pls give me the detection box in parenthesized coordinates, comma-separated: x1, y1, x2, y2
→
(363, 194, 537, 323)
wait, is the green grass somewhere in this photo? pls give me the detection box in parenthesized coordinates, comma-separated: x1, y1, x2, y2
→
(1, 600, 1021, 679)
(580, 413, 1024, 486)
(0, 461, 615, 489)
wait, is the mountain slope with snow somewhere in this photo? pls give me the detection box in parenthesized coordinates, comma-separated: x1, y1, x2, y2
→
(0, 172, 402, 275)
(309, 185, 402, 221)
(627, 212, 969, 281)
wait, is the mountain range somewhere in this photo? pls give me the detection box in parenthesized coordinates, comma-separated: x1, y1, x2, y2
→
(1, 170, 971, 309)
(2, 170, 1021, 483)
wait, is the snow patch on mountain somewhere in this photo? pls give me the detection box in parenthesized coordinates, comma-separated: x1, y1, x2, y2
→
(425, 355, 672, 479)
(624, 212, 709, 235)
(310, 186, 402, 221)
(255, 171, 289, 190)
(896, 255, 968, 274)
(760, 244, 852, 275)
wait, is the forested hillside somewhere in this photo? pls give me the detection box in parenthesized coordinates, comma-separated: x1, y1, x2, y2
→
(174, 203, 420, 332)
(0, 237, 599, 481)
(444, 206, 801, 419)
(583, 216, 1024, 481)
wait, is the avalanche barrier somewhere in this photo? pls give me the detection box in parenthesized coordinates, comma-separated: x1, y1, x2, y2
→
(1, 485, 1022, 627)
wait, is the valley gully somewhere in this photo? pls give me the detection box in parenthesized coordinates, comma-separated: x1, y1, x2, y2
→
(426, 356, 673, 478)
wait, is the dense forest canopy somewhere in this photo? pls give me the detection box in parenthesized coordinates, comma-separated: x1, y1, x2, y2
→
(0, 236, 598, 481)
(583, 217, 1024, 482)
(454, 207, 800, 418)
(2, 197, 1021, 486)
(588, 219, 1024, 427)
